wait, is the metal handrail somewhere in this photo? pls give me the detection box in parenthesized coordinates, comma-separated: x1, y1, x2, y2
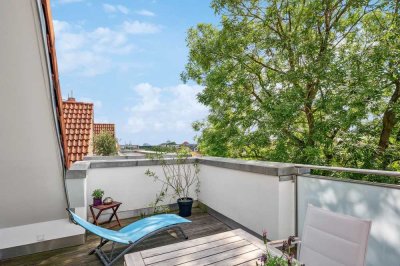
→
(294, 164, 400, 177)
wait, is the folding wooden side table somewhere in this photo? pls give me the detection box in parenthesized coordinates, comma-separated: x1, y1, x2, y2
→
(89, 201, 122, 228)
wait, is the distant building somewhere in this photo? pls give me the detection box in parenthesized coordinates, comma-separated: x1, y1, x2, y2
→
(139, 143, 153, 149)
(159, 141, 179, 148)
(62, 97, 94, 167)
(120, 144, 139, 150)
(94, 123, 115, 137)
(181, 142, 198, 151)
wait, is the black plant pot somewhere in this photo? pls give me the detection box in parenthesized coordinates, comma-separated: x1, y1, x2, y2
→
(177, 197, 193, 217)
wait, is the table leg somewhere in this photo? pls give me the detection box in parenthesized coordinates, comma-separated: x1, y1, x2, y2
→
(108, 205, 122, 227)
(95, 209, 103, 225)
(90, 206, 99, 225)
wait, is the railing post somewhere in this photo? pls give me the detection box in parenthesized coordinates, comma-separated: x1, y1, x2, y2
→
(295, 167, 310, 236)
(294, 174, 298, 236)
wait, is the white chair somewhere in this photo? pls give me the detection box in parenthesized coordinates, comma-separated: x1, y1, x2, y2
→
(298, 204, 371, 266)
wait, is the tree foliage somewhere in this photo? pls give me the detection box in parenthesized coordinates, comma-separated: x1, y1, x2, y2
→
(93, 131, 118, 156)
(183, 0, 400, 179)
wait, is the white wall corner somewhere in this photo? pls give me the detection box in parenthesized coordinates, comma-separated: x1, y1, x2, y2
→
(66, 178, 87, 209)
(278, 180, 295, 239)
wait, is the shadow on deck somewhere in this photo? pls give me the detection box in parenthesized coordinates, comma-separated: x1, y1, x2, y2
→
(2, 208, 232, 266)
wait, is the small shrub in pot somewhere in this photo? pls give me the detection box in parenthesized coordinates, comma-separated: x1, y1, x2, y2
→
(145, 147, 200, 217)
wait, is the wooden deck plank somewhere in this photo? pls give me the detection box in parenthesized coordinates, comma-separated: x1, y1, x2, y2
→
(143, 236, 243, 264)
(211, 250, 262, 266)
(140, 230, 238, 258)
(124, 252, 145, 266)
(234, 229, 265, 250)
(149, 240, 251, 266)
(177, 244, 260, 266)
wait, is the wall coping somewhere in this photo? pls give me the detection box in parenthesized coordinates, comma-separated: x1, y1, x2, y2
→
(83, 153, 179, 161)
(66, 161, 90, 179)
(198, 157, 296, 176)
(66, 156, 400, 187)
(66, 156, 297, 179)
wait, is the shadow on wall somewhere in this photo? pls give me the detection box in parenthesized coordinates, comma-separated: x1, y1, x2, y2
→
(297, 176, 400, 266)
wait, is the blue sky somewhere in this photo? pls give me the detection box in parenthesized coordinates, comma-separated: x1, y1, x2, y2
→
(52, 0, 218, 145)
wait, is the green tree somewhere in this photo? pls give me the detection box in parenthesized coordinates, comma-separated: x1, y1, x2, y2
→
(93, 131, 118, 156)
(183, 0, 400, 176)
(361, 1, 400, 169)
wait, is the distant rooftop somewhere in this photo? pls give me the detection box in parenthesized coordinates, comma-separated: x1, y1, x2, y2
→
(62, 97, 93, 167)
(94, 123, 115, 137)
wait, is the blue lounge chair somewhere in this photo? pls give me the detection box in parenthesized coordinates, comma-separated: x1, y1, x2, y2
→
(67, 209, 191, 266)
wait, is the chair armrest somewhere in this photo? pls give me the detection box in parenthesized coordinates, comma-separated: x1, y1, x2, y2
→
(268, 237, 302, 260)
(268, 237, 301, 248)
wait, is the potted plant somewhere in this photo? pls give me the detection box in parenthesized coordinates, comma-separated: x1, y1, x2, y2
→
(145, 147, 200, 217)
(257, 231, 304, 266)
(92, 189, 104, 206)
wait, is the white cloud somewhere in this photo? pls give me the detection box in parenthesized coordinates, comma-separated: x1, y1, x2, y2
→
(95, 117, 110, 123)
(79, 97, 103, 109)
(60, 50, 111, 76)
(130, 83, 161, 112)
(117, 5, 130, 14)
(103, 3, 117, 13)
(103, 4, 129, 15)
(90, 27, 134, 54)
(136, 9, 155, 17)
(123, 21, 161, 34)
(125, 83, 208, 137)
(54, 19, 161, 76)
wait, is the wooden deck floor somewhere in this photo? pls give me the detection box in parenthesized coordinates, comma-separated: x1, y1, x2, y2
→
(1, 209, 232, 266)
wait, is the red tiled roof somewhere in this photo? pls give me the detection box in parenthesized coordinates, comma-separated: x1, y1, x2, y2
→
(62, 98, 93, 167)
(94, 123, 115, 137)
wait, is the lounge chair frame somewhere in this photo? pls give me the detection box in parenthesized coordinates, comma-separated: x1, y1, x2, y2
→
(67, 209, 189, 266)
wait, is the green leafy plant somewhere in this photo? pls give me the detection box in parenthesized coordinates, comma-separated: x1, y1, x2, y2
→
(93, 131, 118, 156)
(257, 231, 303, 266)
(151, 204, 171, 214)
(92, 189, 104, 199)
(145, 147, 200, 210)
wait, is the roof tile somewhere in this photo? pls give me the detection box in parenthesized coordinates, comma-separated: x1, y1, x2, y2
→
(62, 98, 93, 167)
(93, 123, 115, 137)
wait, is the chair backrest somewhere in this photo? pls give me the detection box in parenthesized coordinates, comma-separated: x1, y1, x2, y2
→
(66, 209, 130, 244)
(299, 204, 371, 266)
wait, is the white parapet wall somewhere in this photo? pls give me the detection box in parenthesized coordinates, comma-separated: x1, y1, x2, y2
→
(297, 175, 400, 266)
(67, 157, 296, 240)
(198, 158, 295, 240)
(83, 159, 198, 222)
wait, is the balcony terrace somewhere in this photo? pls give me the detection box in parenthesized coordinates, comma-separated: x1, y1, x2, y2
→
(2, 1, 400, 266)
(1, 156, 399, 265)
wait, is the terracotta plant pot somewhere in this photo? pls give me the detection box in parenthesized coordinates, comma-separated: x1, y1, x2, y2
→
(93, 198, 102, 206)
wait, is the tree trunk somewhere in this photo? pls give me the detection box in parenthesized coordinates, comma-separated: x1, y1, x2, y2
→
(304, 83, 318, 146)
(377, 80, 400, 153)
